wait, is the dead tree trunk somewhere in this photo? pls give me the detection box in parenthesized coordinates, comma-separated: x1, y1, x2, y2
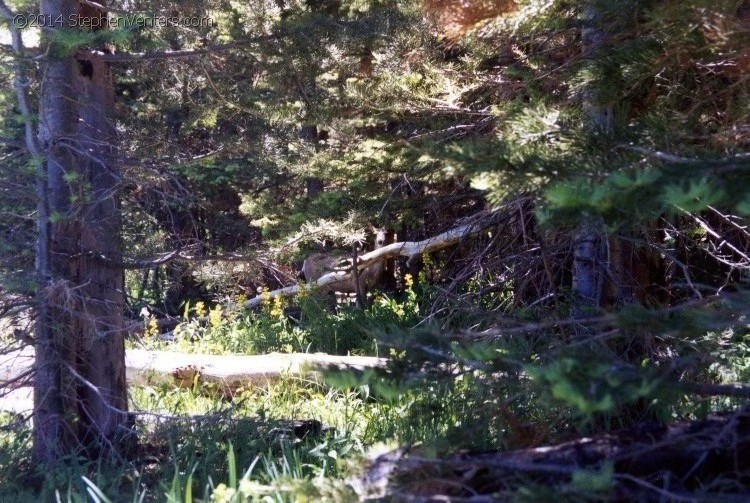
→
(34, 0, 129, 463)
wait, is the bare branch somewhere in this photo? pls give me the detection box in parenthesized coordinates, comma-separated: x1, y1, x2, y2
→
(86, 249, 261, 269)
(682, 209, 750, 266)
(245, 208, 511, 308)
(463, 295, 720, 340)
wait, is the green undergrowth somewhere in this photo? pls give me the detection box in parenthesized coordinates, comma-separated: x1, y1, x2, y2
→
(0, 363, 525, 501)
(132, 282, 423, 357)
(4, 288, 750, 501)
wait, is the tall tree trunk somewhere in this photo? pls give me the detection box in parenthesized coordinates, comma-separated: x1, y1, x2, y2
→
(571, 3, 612, 318)
(572, 219, 606, 316)
(34, 0, 129, 463)
(575, 3, 666, 312)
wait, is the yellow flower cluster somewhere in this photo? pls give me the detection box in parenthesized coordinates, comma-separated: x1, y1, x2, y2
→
(211, 479, 278, 501)
(270, 295, 284, 318)
(259, 286, 284, 318)
(404, 273, 414, 289)
(210, 483, 236, 503)
(296, 282, 309, 298)
(145, 316, 159, 339)
(193, 301, 208, 317)
(209, 305, 223, 328)
(419, 253, 432, 284)
(260, 286, 271, 305)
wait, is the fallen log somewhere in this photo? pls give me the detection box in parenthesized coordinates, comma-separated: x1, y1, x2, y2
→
(0, 348, 387, 413)
(125, 349, 386, 392)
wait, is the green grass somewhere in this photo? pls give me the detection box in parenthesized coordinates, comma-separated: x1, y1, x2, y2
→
(0, 289, 455, 501)
(4, 287, 750, 501)
(0, 376, 472, 501)
(0, 356, 524, 501)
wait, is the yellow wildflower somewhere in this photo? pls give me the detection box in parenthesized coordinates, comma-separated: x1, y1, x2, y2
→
(146, 316, 159, 339)
(260, 286, 271, 306)
(210, 483, 236, 503)
(404, 273, 414, 289)
(194, 301, 207, 317)
(296, 282, 308, 298)
(209, 305, 223, 328)
(389, 348, 406, 359)
(270, 295, 284, 318)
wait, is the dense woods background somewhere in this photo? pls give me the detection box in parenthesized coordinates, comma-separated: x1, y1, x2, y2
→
(1, 0, 750, 500)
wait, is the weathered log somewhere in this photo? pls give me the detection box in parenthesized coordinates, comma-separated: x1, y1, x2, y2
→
(300, 228, 389, 296)
(0, 348, 387, 413)
(247, 210, 505, 308)
(124, 349, 386, 392)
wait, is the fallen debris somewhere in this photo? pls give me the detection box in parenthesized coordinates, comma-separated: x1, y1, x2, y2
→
(355, 407, 750, 501)
(245, 208, 511, 308)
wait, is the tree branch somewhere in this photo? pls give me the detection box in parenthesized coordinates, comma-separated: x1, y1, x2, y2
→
(244, 209, 510, 308)
(100, 37, 276, 63)
(619, 144, 750, 167)
(77, 249, 262, 269)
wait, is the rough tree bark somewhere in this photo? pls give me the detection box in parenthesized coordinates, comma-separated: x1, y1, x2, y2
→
(575, 4, 666, 312)
(34, 0, 129, 462)
(571, 4, 611, 319)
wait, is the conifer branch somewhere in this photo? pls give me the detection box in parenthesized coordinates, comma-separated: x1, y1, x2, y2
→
(100, 37, 275, 63)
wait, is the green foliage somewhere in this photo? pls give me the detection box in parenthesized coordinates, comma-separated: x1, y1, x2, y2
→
(135, 279, 423, 356)
(527, 356, 657, 416)
(6, 290, 750, 500)
(45, 27, 130, 58)
(47, 29, 99, 57)
(128, 376, 371, 500)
